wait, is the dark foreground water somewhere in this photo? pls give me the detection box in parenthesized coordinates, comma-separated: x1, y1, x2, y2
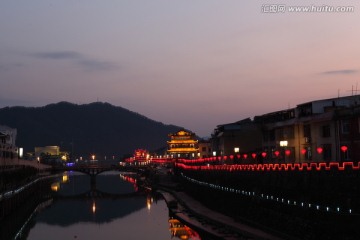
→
(16, 171, 200, 240)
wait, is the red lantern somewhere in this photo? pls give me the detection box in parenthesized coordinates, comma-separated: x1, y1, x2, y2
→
(217, 156, 221, 161)
(316, 147, 323, 154)
(237, 154, 241, 159)
(285, 149, 291, 156)
(341, 145, 348, 152)
(223, 156, 228, 160)
(243, 154, 248, 159)
(251, 153, 256, 159)
(230, 155, 234, 160)
(261, 152, 267, 158)
(274, 151, 280, 157)
(301, 149, 307, 155)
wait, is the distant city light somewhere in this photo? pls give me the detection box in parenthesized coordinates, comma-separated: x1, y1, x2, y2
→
(19, 148, 23, 158)
(92, 202, 96, 214)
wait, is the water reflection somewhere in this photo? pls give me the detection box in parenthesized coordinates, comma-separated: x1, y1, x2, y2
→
(147, 195, 153, 210)
(169, 218, 201, 240)
(26, 199, 168, 239)
(119, 173, 138, 192)
(22, 172, 201, 240)
(51, 171, 138, 197)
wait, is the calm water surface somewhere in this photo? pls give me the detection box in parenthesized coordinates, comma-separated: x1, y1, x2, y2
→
(24, 171, 200, 240)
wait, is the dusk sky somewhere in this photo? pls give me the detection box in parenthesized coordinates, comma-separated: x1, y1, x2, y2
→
(1, 1, 359, 137)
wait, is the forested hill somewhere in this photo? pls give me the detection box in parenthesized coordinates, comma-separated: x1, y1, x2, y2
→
(0, 102, 183, 158)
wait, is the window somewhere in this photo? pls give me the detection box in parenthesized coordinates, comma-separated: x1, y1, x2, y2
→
(341, 120, 350, 134)
(285, 126, 295, 139)
(322, 125, 331, 138)
(269, 130, 275, 141)
(303, 124, 311, 138)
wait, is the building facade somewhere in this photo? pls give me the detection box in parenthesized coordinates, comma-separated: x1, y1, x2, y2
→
(211, 118, 262, 157)
(198, 140, 212, 158)
(35, 146, 60, 158)
(0, 125, 18, 165)
(212, 95, 360, 163)
(34, 146, 69, 164)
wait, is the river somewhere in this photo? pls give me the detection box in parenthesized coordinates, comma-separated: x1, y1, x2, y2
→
(15, 171, 201, 240)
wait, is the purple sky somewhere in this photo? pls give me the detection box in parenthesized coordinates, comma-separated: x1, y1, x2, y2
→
(1, 1, 359, 137)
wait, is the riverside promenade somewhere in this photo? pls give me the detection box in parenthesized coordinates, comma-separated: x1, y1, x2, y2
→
(1, 158, 51, 171)
(14, 159, 51, 171)
(155, 172, 287, 240)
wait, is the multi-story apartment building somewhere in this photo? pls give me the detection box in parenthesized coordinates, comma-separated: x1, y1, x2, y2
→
(211, 95, 360, 163)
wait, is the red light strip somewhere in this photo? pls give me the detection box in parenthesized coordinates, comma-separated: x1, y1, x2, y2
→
(175, 161, 360, 172)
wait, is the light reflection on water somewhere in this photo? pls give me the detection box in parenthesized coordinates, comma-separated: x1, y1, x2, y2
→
(25, 172, 201, 240)
(27, 198, 171, 240)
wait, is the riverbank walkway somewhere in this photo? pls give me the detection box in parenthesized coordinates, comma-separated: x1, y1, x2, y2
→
(1, 158, 51, 171)
(156, 173, 287, 240)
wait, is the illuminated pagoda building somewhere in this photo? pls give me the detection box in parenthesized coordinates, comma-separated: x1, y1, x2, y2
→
(167, 130, 199, 159)
(131, 149, 149, 165)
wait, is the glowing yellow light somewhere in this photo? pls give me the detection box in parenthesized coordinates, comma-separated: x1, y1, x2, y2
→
(167, 140, 198, 144)
(61, 155, 67, 161)
(178, 130, 187, 136)
(51, 182, 60, 192)
(167, 148, 198, 152)
(62, 174, 68, 183)
(91, 154, 95, 160)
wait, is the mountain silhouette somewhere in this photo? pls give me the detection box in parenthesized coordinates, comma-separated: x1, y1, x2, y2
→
(0, 102, 183, 159)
